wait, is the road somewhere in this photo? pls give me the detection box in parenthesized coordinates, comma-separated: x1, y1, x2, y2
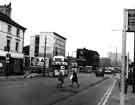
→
(0, 73, 115, 105)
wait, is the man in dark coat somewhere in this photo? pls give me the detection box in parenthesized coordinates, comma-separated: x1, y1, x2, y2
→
(71, 70, 80, 88)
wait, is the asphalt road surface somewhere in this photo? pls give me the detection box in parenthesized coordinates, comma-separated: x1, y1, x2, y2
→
(0, 73, 115, 105)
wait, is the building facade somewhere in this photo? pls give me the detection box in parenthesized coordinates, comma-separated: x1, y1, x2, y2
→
(76, 48, 100, 67)
(29, 32, 66, 66)
(0, 3, 26, 74)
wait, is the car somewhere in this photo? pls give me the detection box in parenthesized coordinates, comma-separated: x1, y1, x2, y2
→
(104, 69, 113, 74)
(95, 68, 104, 77)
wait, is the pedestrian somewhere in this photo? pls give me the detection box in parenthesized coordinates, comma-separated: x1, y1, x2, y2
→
(57, 70, 64, 88)
(71, 70, 80, 88)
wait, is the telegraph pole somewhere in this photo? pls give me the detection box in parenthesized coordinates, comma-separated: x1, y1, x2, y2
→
(120, 9, 127, 105)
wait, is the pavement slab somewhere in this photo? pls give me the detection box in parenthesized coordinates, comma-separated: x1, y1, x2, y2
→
(107, 79, 135, 105)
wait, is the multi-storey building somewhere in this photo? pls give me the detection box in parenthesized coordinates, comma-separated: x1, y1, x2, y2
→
(30, 32, 66, 60)
(77, 48, 100, 67)
(0, 3, 26, 74)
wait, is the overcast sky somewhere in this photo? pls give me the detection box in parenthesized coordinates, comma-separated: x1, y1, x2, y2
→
(1, 0, 135, 59)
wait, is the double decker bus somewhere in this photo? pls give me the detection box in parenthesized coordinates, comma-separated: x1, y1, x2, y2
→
(51, 56, 69, 77)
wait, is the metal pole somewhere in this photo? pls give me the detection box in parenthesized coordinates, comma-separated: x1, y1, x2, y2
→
(116, 48, 118, 66)
(120, 9, 127, 105)
(126, 52, 129, 79)
(133, 32, 135, 93)
(43, 35, 47, 77)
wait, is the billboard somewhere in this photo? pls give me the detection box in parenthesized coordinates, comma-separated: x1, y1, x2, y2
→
(126, 9, 135, 32)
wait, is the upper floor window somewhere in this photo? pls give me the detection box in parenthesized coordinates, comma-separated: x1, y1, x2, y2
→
(8, 25, 12, 34)
(16, 28, 20, 37)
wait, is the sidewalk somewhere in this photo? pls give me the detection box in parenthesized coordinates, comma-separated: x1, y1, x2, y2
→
(0, 73, 42, 81)
(107, 79, 135, 105)
(0, 75, 24, 81)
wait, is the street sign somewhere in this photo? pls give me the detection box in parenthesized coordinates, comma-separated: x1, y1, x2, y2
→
(126, 9, 135, 32)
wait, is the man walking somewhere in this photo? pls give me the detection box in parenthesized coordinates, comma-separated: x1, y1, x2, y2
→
(71, 70, 80, 88)
(57, 70, 64, 88)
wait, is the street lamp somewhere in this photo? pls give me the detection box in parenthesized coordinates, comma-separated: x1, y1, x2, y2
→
(43, 35, 47, 77)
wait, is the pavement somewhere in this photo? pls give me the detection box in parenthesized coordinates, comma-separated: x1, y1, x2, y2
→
(107, 78, 135, 105)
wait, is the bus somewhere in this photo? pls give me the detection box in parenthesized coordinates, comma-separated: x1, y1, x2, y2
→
(51, 56, 69, 77)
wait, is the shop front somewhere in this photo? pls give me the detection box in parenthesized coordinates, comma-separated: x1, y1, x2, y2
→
(0, 50, 24, 75)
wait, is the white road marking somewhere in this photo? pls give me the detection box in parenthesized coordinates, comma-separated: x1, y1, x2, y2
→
(97, 79, 116, 105)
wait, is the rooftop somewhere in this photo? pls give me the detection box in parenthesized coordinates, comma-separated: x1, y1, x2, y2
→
(0, 12, 26, 31)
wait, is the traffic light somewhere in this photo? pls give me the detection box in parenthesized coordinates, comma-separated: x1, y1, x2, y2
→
(6, 53, 11, 63)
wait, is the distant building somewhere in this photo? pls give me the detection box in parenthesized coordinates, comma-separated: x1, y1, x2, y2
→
(108, 52, 121, 67)
(0, 3, 26, 74)
(100, 57, 111, 67)
(76, 48, 100, 67)
(23, 45, 30, 67)
(23, 45, 30, 56)
(29, 32, 66, 66)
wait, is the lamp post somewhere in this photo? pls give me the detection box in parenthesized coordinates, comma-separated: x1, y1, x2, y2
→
(5, 46, 11, 78)
(112, 26, 127, 105)
(43, 35, 47, 77)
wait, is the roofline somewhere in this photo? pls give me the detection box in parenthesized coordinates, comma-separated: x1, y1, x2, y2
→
(31, 32, 67, 40)
(53, 32, 66, 40)
(0, 12, 26, 31)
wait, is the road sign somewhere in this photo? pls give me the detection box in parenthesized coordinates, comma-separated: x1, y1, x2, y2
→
(126, 9, 135, 32)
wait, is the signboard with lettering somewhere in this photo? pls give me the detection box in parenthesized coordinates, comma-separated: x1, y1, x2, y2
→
(126, 9, 135, 32)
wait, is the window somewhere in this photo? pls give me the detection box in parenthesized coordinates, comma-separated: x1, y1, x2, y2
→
(16, 28, 20, 37)
(8, 25, 12, 34)
(7, 39, 10, 51)
(16, 42, 19, 52)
